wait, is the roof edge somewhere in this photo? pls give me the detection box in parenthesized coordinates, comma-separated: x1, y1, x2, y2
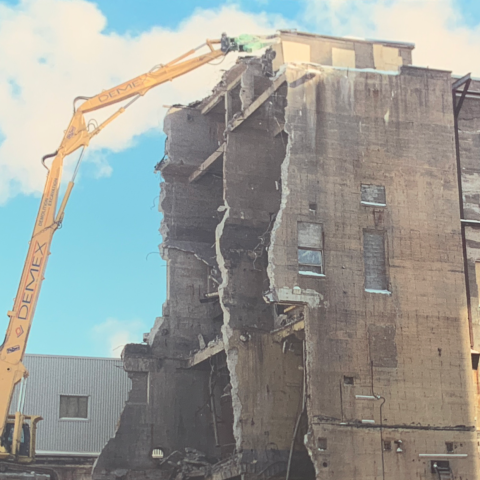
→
(25, 353, 123, 361)
(278, 30, 415, 50)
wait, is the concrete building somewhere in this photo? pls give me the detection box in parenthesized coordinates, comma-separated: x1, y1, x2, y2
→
(94, 31, 480, 480)
(10, 355, 130, 480)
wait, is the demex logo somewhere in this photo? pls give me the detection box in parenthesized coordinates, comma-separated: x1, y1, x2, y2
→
(98, 77, 145, 103)
(17, 241, 46, 322)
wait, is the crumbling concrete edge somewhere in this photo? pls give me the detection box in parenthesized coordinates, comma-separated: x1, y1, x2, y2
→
(215, 197, 244, 452)
(267, 66, 323, 309)
(266, 65, 323, 477)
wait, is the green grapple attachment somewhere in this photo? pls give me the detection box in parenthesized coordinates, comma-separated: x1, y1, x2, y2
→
(221, 33, 278, 54)
(235, 34, 278, 52)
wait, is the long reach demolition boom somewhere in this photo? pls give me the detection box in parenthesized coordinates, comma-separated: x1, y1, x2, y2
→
(0, 33, 275, 462)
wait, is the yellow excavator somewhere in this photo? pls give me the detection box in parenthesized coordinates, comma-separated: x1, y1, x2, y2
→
(0, 33, 274, 466)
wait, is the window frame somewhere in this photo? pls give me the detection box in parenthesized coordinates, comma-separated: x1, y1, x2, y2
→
(475, 261, 480, 307)
(363, 229, 390, 294)
(361, 184, 386, 207)
(59, 394, 90, 421)
(297, 221, 325, 277)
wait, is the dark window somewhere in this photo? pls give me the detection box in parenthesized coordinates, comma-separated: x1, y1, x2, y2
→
(344, 376, 354, 386)
(383, 441, 392, 451)
(317, 438, 327, 451)
(472, 353, 480, 370)
(446, 442, 454, 453)
(363, 231, 388, 291)
(361, 184, 386, 206)
(431, 461, 450, 474)
(59, 395, 88, 419)
(298, 222, 324, 276)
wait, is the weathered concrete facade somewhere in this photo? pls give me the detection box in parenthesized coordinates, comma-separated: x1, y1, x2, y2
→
(94, 32, 480, 480)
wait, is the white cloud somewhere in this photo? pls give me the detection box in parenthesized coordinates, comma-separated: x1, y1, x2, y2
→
(303, 0, 480, 76)
(91, 317, 146, 357)
(0, 0, 286, 203)
(3, 0, 479, 205)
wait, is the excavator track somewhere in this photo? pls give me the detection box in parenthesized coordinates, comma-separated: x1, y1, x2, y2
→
(0, 461, 58, 480)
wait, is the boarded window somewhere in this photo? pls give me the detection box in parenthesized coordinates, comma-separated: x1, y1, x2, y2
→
(282, 41, 311, 63)
(368, 324, 397, 367)
(298, 222, 324, 276)
(332, 47, 355, 68)
(361, 185, 386, 206)
(363, 231, 388, 291)
(59, 395, 88, 419)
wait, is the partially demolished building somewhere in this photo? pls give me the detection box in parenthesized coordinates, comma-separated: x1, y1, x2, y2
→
(94, 32, 480, 479)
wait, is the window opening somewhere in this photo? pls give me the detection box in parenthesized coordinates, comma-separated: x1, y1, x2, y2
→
(298, 222, 324, 276)
(363, 230, 389, 293)
(472, 352, 480, 370)
(431, 461, 450, 474)
(317, 438, 327, 451)
(476, 262, 480, 306)
(361, 184, 386, 206)
(59, 395, 89, 419)
(274, 304, 305, 329)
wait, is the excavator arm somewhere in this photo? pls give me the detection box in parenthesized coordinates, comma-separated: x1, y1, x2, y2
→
(0, 32, 276, 460)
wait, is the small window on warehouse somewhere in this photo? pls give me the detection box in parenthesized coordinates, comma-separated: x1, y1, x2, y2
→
(59, 395, 89, 419)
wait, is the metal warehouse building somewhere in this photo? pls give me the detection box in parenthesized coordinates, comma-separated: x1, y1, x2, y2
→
(11, 354, 130, 456)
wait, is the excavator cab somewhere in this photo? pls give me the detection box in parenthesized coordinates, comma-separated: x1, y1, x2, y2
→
(0, 414, 42, 463)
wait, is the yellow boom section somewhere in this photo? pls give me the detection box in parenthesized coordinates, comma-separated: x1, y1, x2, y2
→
(0, 36, 227, 440)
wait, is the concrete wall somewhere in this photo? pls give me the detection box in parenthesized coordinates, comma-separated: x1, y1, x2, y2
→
(267, 63, 477, 478)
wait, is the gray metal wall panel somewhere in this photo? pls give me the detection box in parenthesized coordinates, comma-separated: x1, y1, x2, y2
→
(10, 354, 130, 453)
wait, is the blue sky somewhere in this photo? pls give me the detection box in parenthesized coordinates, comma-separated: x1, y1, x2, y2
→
(0, 0, 479, 357)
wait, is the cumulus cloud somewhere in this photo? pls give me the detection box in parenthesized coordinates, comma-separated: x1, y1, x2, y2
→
(0, 0, 285, 203)
(303, 0, 480, 76)
(91, 317, 147, 357)
(2, 0, 480, 205)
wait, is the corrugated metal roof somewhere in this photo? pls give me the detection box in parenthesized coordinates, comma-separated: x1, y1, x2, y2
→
(10, 354, 130, 454)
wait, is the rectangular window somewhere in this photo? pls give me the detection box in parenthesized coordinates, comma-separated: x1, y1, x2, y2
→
(476, 262, 480, 306)
(361, 185, 386, 206)
(297, 222, 324, 276)
(363, 231, 389, 293)
(59, 395, 89, 419)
